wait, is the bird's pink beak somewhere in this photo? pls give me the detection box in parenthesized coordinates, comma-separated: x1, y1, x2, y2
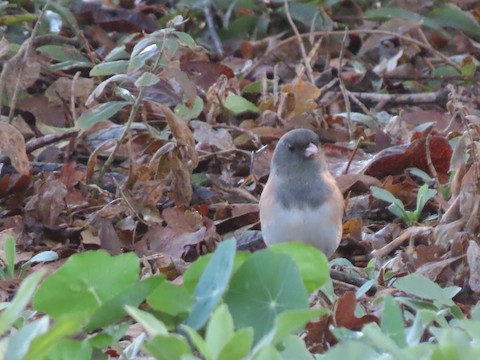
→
(305, 143, 318, 158)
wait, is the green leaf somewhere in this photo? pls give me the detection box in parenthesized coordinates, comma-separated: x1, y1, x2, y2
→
(0, 14, 38, 26)
(20, 251, 59, 277)
(361, 323, 403, 358)
(269, 242, 329, 292)
(134, 72, 160, 88)
(471, 304, 480, 321)
(4, 317, 49, 360)
(37, 45, 89, 65)
(90, 61, 129, 76)
(253, 344, 282, 360)
(173, 31, 195, 46)
(428, 4, 480, 40)
(371, 186, 408, 222)
(4, 235, 15, 280)
(253, 308, 328, 356)
(33, 251, 139, 320)
(272, 309, 328, 345)
(47, 2, 80, 32)
(224, 250, 308, 343)
(179, 325, 211, 359)
(50, 61, 92, 71)
(381, 296, 407, 348)
(23, 315, 85, 360)
(287, 1, 333, 30)
(387, 204, 409, 223)
(183, 250, 249, 294)
(76, 101, 131, 129)
(224, 95, 260, 115)
(370, 187, 404, 209)
(0, 270, 44, 335)
(125, 306, 168, 337)
(242, 81, 267, 93)
(86, 275, 164, 331)
(26, 251, 58, 264)
(206, 304, 234, 360)
(43, 339, 92, 360)
(182, 254, 211, 293)
(316, 340, 378, 359)
(144, 335, 191, 360)
(393, 274, 460, 308)
(432, 65, 460, 76)
(186, 239, 236, 330)
(406, 309, 437, 345)
(415, 185, 436, 218)
(218, 328, 253, 360)
(278, 335, 314, 360)
(129, 42, 160, 71)
(175, 96, 204, 121)
(461, 59, 476, 78)
(406, 168, 433, 182)
(364, 7, 441, 33)
(147, 281, 192, 316)
(131, 37, 159, 59)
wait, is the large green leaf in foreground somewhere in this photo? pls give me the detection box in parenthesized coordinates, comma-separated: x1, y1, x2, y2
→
(33, 251, 139, 320)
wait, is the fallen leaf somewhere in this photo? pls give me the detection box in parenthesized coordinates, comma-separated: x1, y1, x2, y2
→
(0, 122, 31, 175)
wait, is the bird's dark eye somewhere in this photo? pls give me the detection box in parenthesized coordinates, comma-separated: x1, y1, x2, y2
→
(287, 144, 295, 152)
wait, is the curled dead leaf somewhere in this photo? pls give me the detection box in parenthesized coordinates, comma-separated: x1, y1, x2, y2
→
(364, 136, 452, 179)
(0, 122, 31, 175)
(150, 105, 199, 206)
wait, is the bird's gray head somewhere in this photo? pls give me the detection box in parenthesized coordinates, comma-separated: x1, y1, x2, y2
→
(271, 129, 322, 176)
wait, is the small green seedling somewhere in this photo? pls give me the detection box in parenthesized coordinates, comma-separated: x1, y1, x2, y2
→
(371, 184, 437, 226)
(0, 235, 58, 280)
(0, 235, 16, 280)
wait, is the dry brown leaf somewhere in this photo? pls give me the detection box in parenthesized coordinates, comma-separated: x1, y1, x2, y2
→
(334, 292, 379, 330)
(150, 105, 199, 206)
(416, 255, 462, 282)
(170, 151, 193, 206)
(6, 60, 40, 97)
(25, 178, 67, 226)
(0, 122, 31, 175)
(162, 207, 203, 233)
(45, 77, 94, 106)
(282, 79, 321, 117)
(97, 218, 123, 255)
(364, 136, 452, 178)
(80, 227, 101, 246)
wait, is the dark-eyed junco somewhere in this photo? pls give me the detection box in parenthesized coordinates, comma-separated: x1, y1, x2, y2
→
(259, 129, 344, 258)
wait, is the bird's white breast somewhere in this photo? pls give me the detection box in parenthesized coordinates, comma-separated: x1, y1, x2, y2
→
(260, 199, 342, 258)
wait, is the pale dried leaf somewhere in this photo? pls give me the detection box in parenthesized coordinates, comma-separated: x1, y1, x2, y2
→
(468, 241, 480, 292)
(191, 120, 235, 150)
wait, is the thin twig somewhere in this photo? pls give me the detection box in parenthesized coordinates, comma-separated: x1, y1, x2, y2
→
(203, 6, 224, 56)
(284, 0, 314, 83)
(425, 133, 440, 189)
(346, 90, 376, 119)
(346, 89, 448, 106)
(337, 28, 352, 138)
(344, 137, 363, 175)
(70, 71, 81, 124)
(371, 226, 432, 258)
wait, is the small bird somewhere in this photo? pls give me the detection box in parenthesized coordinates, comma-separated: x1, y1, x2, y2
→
(259, 129, 344, 258)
